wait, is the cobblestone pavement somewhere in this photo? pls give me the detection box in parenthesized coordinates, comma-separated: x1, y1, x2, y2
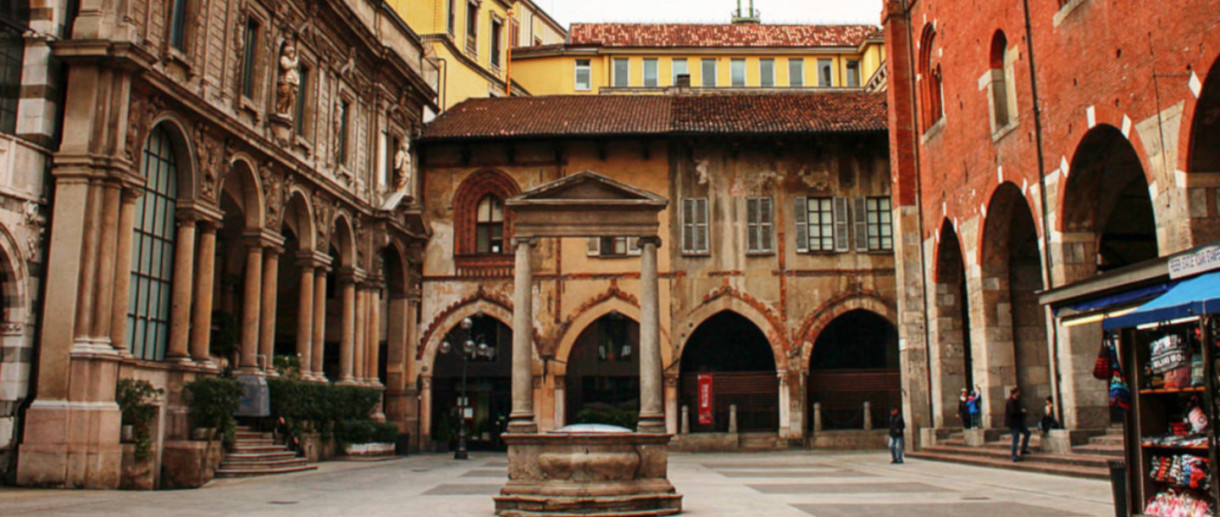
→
(0, 451, 1116, 516)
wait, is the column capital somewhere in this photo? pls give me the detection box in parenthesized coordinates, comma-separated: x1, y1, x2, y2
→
(176, 200, 224, 226)
(638, 236, 662, 248)
(512, 236, 536, 248)
(242, 229, 286, 252)
(297, 250, 332, 270)
(336, 266, 365, 285)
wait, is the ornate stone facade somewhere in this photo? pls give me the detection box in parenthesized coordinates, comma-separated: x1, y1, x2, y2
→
(16, 0, 434, 488)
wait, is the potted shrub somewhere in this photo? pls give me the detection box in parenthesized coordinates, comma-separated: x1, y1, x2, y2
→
(116, 379, 162, 490)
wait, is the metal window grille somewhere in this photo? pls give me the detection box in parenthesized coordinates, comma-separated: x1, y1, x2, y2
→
(128, 126, 179, 361)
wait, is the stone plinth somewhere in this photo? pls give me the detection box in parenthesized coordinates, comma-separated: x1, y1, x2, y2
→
(495, 429, 682, 516)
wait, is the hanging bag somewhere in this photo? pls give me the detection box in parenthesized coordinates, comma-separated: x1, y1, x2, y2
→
(1093, 339, 1111, 380)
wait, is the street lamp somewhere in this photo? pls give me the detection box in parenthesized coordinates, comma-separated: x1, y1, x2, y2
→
(440, 314, 495, 460)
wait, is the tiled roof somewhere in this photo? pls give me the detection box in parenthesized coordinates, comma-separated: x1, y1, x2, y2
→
(421, 93, 886, 141)
(568, 23, 879, 48)
(671, 93, 886, 135)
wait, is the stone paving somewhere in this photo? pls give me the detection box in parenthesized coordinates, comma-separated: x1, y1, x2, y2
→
(0, 451, 1118, 516)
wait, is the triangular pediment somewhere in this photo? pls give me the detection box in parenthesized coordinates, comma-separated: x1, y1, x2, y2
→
(509, 171, 667, 206)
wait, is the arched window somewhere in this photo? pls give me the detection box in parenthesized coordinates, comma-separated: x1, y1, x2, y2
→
(127, 125, 180, 361)
(475, 195, 505, 254)
(919, 25, 944, 132)
(988, 31, 1012, 131)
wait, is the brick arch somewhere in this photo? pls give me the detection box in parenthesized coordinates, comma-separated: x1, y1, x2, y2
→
(978, 182, 1042, 269)
(453, 169, 521, 256)
(676, 287, 786, 374)
(552, 288, 642, 377)
(1185, 52, 1220, 174)
(795, 292, 897, 367)
(1055, 121, 1156, 223)
(918, 23, 944, 131)
(933, 218, 965, 284)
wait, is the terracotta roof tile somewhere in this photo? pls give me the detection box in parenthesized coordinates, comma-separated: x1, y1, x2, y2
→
(421, 93, 886, 142)
(568, 23, 878, 48)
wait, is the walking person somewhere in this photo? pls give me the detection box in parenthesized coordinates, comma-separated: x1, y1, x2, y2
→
(1006, 387, 1031, 462)
(958, 387, 971, 429)
(889, 407, 905, 464)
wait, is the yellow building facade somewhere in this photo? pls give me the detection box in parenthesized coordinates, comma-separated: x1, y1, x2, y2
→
(387, 0, 567, 113)
(512, 23, 885, 96)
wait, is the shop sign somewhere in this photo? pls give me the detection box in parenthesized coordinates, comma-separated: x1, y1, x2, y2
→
(697, 373, 714, 425)
(1169, 244, 1220, 279)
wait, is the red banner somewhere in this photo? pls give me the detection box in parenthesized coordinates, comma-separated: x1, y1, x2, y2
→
(697, 373, 714, 425)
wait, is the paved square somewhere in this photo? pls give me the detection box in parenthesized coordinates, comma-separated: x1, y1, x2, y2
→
(0, 451, 1117, 516)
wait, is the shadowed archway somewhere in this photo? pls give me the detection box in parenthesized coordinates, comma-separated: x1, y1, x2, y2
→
(679, 311, 778, 433)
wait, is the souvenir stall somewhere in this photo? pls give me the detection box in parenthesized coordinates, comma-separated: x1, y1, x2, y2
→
(1104, 270, 1220, 517)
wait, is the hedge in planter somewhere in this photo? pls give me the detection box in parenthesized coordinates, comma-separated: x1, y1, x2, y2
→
(266, 379, 382, 438)
(184, 377, 244, 447)
(116, 379, 162, 462)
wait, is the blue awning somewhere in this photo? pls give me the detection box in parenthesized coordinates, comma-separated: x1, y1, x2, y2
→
(1103, 271, 1220, 330)
(1061, 282, 1174, 314)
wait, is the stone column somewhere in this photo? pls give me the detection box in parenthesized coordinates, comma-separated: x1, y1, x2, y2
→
(353, 286, 367, 383)
(508, 238, 536, 433)
(665, 374, 680, 434)
(368, 286, 382, 386)
(338, 270, 357, 384)
(637, 236, 665, 434)
(238, 238, 264, 374)
(190, 221, 218, 365)
(110, 189, 140, 351)
(259, 245, 281, 372)
(74, 180, 102, 344)
(553, 375, 565, 427)
(166, 216, 197, 363)
(295, 253, 315, 380)
(311, 264, 330, 380)
(93, 181, 122, 344)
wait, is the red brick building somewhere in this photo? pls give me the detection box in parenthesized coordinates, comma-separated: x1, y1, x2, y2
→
(883, 0, 1220, 443)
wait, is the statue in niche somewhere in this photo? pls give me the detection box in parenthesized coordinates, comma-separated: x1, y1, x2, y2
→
(275, 36, 301, 116)
(393, 137, 412, 193)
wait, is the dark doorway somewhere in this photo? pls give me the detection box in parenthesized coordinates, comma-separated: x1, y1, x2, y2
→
(679, 311, 778, 433)
(430, 315, 512, 451)
(565, 313, 640, 428)
(807, 310, 900, 430)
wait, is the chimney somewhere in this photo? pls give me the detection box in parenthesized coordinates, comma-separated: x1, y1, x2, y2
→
(675, 74, 691, 88)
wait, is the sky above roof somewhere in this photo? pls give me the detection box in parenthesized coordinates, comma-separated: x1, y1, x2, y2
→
(539, 0, 885, 27)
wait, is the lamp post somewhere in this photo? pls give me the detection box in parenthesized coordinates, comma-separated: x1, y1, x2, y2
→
(440, 314, 494, 460)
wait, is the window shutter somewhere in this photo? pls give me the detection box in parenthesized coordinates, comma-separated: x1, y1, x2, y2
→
(760, 198, 773, 252)
(746, 198, 759, 252)
(854, 197, 869, 252)
(793, 196, 808, 253)
(682, 199, 694, 252)
(833, 196, 849, 253)
(627, 237, 641, 256)
(696, 198, 709, 253)
(587, 237, 600, 256)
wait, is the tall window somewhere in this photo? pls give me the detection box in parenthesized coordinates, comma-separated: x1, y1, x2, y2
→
(788, 58, 804, 87)
(475, 195, 505, 254)
(682, 198, 709, 254)
(240, 18, 260, 99)
(574, 59, 591, 91)
(169, 0, 189, 50)
(128, 126, 180, 361)
(448, 0, 456, 35)
(613, 58, 630, 87)
(759, 59, 775, 88)
(919, 25, 945, 131)
(701, 58, 717, 87)
(295, 65, 310, 136)
(817, 58, 833, 87)
(465, 1, 478, 53)
(862, 197, 893, 251)
(804, 197, 835, 251)
(746, 197, 773, 253)
(490, 18, 503, 68)
(337, 100, 350, 165)
(643, 58, 659, 87)
(989, 31, 1012, 130)
(845, 60, 861, 87)
(730, 58, 746, 87)
(0, 1, 26, 135)
(672, 58, 688, 84)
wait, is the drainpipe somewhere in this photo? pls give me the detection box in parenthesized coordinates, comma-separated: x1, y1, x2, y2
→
(1021, 0, 1063, 425)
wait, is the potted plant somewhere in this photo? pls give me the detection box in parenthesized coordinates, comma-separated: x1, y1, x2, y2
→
(116, 378, 162, 489)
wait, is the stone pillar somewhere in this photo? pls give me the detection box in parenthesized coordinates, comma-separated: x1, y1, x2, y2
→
(420, 375, 433, 446)
(238, 238, 264, 373)
(311, 263, 330, 380)
(259, 245, 281, 372)
(338, 270, 357, 384)
(553, 375, 565, 427)
(353, 286, 367, 383)
(637, 236, 665, 434)
(166, 217, 197, 363)
(93, 181, 122, 345)
(74, 180, 102, 344)
(777, 371, 791, 439)
(295, 254, 315, 380)
(190, 221, 218, 365)
(508, 238, 536, 433)
(110, 189, 140, 351)
(665, 374, 680, 435)
(368, 285, 382, 386)
(680, 405, 690, 435)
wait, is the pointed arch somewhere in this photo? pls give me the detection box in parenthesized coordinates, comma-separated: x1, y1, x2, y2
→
(676, 292, 785, 374)
(221, 155, 266, 230)
(553, 295, 642, 377)
(453, 169, 521, 257)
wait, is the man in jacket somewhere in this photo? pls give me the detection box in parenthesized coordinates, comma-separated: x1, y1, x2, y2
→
(889, 407, 905, 464)
(1006, 387, 1031, 462)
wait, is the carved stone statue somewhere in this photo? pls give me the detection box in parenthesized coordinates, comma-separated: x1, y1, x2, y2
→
(275, 36, 301, 116)
(393, 137, 412, 192)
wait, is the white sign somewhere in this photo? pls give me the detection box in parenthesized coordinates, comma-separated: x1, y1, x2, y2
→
(1169, 245, 1220, 279)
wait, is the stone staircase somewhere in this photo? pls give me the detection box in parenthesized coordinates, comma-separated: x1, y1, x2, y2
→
(215, 426, 318, 478)
(908, 426, 1124, 479)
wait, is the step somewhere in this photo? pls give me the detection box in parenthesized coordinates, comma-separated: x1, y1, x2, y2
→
(214, 464, 318, 478)
(222, 452, 301, 464)
(233, 438, 277, 447)
(230, 445, 291, 453)
(235, 432, 273, 440)
(918, 445, 1110, 469)
(219, 458, 311, 470)
(908, 451, 1108, 480)
(1072, 444, 1125, 458)
(1088, 434, 1125, 446)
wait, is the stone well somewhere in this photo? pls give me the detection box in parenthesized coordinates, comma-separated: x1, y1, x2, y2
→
(494, 425, 682, 516)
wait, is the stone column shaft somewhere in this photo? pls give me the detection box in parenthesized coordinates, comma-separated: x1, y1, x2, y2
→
(354, 287, 367, 382)
(508, 238, 536, 433)
(190, 223, 217, 364)
(295, 262, 315, 379)
(339, 277, 357, 383)
(259, 248, 281, 372)
(93, 182, 121, 342)
(238, 243, 264, 373)
(311, 268, 328, 380)
(368, 287, 381, 385)
(166, 218, 197, 362)
(637, 236, 665, 433)
(110, 191, 139, 351)
(75, 181, 103, 341)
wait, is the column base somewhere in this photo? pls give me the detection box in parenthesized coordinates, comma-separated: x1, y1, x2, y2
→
(16, 399, 123, 489)
(637, 415, 667, 434)
(507, 418, 538, 434)
(192, 359, 219, 371)
(167, 355, 194, 366)
(336, 377, 360, 386)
